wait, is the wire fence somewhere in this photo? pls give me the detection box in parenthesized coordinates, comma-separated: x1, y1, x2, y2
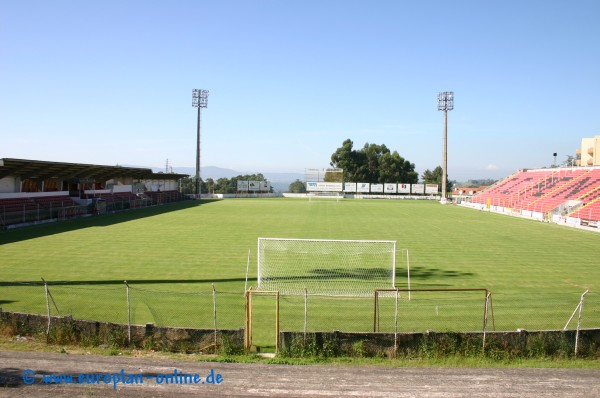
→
(0, 203, 87, 227)
(0, 191, 189, 229)
(1, 282, 598, 341)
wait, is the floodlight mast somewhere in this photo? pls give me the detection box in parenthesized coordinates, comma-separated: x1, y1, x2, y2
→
(437, 91, 454, 204)
(192, 89, 209, 196)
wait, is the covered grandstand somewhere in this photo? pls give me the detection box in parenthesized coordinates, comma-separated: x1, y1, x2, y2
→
(465, 166, 600, 228)
(0, 158, 190, 229)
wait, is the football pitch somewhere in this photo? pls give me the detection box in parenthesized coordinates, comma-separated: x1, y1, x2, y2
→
(1, 198, 599, 337)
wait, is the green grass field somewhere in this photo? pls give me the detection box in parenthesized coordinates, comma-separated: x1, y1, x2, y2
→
(1, 198, 599, 348)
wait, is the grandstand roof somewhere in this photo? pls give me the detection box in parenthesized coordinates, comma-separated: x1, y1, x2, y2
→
(0, 158, 188, 181)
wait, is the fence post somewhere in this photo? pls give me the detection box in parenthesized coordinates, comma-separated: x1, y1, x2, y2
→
(244, 288, 252, 351)
(275, 291, 280, 353)
(563, 290, 590, 356)
(43, 279, 51, 338)
(373, 291, 378, 332)
(41, 278, 60, 315)
(303, 288, 308, 342)
(212, 283, 218, 351)
(575, 290, 589, 356)
(244, 250, 251, 293)
(125, 281, 131, 345)
(394, 288, 399, 355)
(483, 290, 491, 353)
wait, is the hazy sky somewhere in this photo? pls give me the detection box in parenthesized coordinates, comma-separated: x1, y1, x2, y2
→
(2, 1, 598, 181)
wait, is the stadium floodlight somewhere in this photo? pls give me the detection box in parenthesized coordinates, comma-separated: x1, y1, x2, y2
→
(192, 89, 209, 196)
(437, 91, 454, 204)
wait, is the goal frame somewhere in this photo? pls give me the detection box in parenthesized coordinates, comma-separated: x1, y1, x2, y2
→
(307, 191, 344, 202)
(257, 237, 397, 296)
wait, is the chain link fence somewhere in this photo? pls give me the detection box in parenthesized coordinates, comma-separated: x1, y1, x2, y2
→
(245, 289, 599, 349)
(268, 290, 598, 336)
(0, 282, 244, 332)
(128, 286, 244, 330)
(1, 282, 598, 345)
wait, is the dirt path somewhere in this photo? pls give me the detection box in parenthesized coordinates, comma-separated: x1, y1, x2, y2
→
(1, 350, 599, 397)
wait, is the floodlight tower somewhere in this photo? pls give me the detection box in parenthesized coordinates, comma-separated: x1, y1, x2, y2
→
(437, 91, 454, 204)
(192, 89, 209, 196)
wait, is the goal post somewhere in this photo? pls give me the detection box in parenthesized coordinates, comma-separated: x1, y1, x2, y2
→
(307, 191, 344, 202)
(257, 238, 396, 296)
(305, 168, 344, 200)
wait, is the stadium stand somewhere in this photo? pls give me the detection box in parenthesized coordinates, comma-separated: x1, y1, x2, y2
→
(144, 190, 187, 204)
(470, 167, 600, 223)
(0, 158, 190, 229)
(569, 187, 600, 221)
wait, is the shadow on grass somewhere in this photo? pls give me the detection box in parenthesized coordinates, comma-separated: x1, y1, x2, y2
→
(0, 277, 255, 287)
(396, 266, 474, 279)
(394, 266, 475, 287)
(264, 266, 474, 282)
(0, 199, 222, 245)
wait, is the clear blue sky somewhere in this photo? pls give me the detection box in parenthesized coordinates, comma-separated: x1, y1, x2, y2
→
(2, 1, 598, 181)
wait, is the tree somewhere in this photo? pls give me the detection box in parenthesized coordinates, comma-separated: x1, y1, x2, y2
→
(205, 178, 215, 194)
(461, 179, 497, 188)
(330, 139, 358, 181)
(288, 179, 307, 193)
(179, 176, 195, 194)
(179, 176, 208, 194)
(323, 170, 343, 182)
(562, 155, 575, 167)
(421, 166, 452, 194)
(330, 139, 417, 183)
(213, 173, 272, 194)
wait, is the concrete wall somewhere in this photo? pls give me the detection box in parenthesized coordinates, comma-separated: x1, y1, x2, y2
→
(0, 310, 244, 354)
(580, 135, 600, 166)
(280, 329, 600, 358)
(3, 309, 598, 358)
(0, 190, 70, 199)
(0, 177, 17, 193)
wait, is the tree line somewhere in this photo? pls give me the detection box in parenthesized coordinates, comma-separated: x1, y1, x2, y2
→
(178, 138, 452, 194)
(289, 138, 452, 193)
(180, 173, 272, 195)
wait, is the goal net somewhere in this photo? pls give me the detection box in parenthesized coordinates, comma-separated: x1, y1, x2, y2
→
(305, 168, 343, 200)
(257, 238, 396, 296)
(307, 191, 343, 202)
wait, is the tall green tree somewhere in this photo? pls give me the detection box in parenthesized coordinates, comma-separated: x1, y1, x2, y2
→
(330, 139, 417, 183)
(421, 166, 452, 193)
(330, 139, 357, 181)
(288, 179, 307, 193)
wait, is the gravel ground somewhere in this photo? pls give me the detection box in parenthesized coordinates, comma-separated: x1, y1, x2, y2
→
(1, 350, 599, 397)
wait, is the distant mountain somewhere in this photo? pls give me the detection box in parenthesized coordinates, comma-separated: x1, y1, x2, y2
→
(150, 165, 304, 192)
(262, 172, 304, 193)
(153, 166, 242, 179)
